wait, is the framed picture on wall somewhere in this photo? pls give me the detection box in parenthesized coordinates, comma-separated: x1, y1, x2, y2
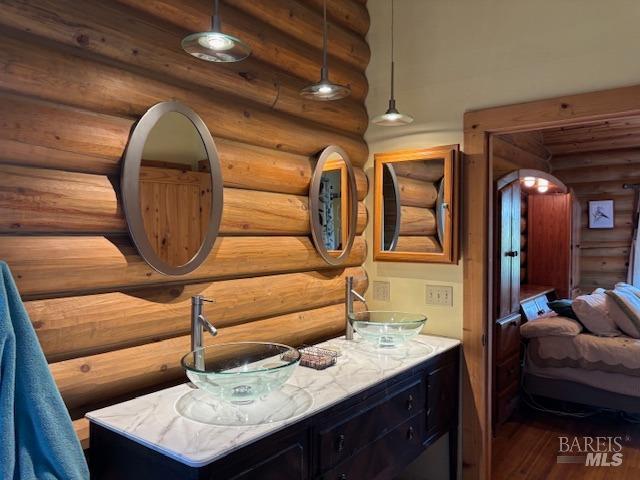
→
(589, 200, 614, 229)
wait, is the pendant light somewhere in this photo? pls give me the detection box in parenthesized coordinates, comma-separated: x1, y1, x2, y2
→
(300, 0, 350, 101)
(372, 0, 413, 126)
(182, 0, 250, 63)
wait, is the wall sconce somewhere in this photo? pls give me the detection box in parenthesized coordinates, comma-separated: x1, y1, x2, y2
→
(537, 178, 549, 193)
(523, 176, 536, 188)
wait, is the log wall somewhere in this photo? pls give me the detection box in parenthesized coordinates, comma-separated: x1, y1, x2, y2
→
(0, 0, 370, 448)
(552, 149, 640, 292)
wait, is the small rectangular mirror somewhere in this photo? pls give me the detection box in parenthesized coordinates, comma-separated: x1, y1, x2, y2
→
(373, 145, 460, 264)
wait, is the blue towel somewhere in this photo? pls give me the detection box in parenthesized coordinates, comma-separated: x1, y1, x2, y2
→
(0, 262, 89, 480)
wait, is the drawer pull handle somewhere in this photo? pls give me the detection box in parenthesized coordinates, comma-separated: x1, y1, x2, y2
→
(336, 434, 345, 453)
(537, 309, 545, 315)
(407, 426, 415, 440)
(406, 394, 414, 411)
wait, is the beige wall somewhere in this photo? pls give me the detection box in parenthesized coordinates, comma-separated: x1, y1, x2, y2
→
(364, 0, 640, 340)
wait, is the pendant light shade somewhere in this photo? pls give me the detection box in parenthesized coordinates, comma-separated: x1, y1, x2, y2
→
(182, 0, 250, 63)
(372, 0, 413, 126)
(300, 0, 350, 101)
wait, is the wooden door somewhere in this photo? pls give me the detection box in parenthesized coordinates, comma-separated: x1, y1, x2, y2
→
(528, 194, 572, 298)
(497, 182, 521, 318)
(570, 194, 582, 297)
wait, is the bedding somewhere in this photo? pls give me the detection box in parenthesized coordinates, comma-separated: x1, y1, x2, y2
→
(520, 315, 582, 338)
(606, 289, 640, 338)
(571, 292, 621, 337)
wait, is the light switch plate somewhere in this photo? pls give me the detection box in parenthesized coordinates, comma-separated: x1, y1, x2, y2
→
(425, 285, 453, 306)
(372, 281, 391, 302)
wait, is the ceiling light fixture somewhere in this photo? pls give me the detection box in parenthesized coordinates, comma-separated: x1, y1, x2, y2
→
(300, 0, 351, 101)
(523, 176, 536, 188)
(372, 0, 413, 126)
(182, 0, 251, 63)
(537, 178, 549, 193)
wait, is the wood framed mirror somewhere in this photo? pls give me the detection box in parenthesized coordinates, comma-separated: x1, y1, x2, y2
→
(373, 145, 460, 264)
(121, 101, 223, 276)
(309, 145, 358, 266)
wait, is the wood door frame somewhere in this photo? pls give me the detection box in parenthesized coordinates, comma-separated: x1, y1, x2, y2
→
(461, 84, 640, 480)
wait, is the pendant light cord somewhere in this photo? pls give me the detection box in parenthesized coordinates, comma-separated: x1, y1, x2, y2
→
(212, 0, 221, 32)
(390, 0, 395, 102)
(322, 0, 328, 79)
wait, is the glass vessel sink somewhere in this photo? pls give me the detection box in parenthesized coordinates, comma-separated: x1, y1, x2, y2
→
(181, 342, 300, 405)
(348, 311, 427, 348)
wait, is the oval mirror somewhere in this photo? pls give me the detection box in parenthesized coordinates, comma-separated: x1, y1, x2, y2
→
(121, 101, 223, 275)
(309, 145, 358, 266)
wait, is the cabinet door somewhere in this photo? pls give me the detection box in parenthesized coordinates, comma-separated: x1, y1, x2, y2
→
(426, 362, 458, 440)
(227, 443, 305, 480)
(498, 182, 521, 317)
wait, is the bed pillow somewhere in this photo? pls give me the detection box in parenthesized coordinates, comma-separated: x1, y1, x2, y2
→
(547, 299, 579, 321)
(572, 292, 621, 337)
(615, 282, 640, 298)
(605, 289, 640, 339)
(520, 316, 583, 339)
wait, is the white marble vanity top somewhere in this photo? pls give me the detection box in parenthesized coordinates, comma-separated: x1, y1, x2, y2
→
(86, 335, 460, 468)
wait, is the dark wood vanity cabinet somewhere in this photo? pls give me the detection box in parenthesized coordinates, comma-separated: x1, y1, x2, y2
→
(90, 347, 459, 480)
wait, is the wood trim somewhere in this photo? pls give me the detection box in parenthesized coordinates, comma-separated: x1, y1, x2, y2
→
(373, 145, 460, 263)
(495, 169, 568, 193)
(462, 83, 640, 480)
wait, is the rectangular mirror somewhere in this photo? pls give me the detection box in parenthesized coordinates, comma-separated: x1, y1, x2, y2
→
(373, 145, 460, 264)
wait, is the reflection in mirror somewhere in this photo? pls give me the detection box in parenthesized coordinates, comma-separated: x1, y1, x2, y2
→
(319, 152, 347, 253)
(309, 146, 357, 266)
(139, 112, 212, 267)
(381, 159, 444, 253)
(122, 101, 223, 276)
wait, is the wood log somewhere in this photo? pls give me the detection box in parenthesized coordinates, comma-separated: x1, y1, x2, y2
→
(550, 148, 640, 171)
(73, 418, 90, 450)
(50, 302, 367, 411)
(581, 227, 633, 244)
(299, 0, 370, 36)
(520, 217, 527, 233)
(520, 251, 527, 266)
(521, 234, 527, 248)
(394, 236, 441, 253)
(397, 176, 437, 208)
(546, 135, 640, 155)
(0, 10, 367, 137)
(579, 272, 627, 289)
(492, 137, 550, 172)
(0, 164, 367, 235)
(580, 256, 628, 274)
(28, 267, 367, 362)
(555, 163, 640, 184)
(0, 97, 368, 198)
(390, 160, 444, 182)
(580, 246, 630, 257)
(111, 0, 368, 101)
(1, 235, 367, 299)
(0, 35, 368, 164)
(498, 132, 549, 160)
(571, 178, 640, 196)
(223, 0, 370, 71)
(399, 206, 437, 236)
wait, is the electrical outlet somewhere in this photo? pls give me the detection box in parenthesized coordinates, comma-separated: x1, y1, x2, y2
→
(372, 281, 390, 302)
(425, 285, 453, 306)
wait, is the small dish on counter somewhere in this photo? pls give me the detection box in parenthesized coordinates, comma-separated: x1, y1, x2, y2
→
(181, 342, 300, 405)
(348, 311, 427, 348)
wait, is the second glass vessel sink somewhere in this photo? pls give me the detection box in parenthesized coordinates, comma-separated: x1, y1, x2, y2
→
(181, 342, 300, 404)
(348, 311, 427, 348)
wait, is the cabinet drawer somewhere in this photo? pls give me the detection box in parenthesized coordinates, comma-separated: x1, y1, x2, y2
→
(495, 314, 521, 360)
(496, 353, 520, 394)
(321, 413, 425, 480)
(495, 383, 519, 425)
(316, 377, 423, 472)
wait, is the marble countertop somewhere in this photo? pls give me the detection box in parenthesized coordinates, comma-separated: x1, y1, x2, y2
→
(86, 335, 460, 468)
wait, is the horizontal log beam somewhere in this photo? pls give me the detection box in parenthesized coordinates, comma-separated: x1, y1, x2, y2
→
(1, 235, 367, 299)
(51, 302, 367, 411)
(223, 0, 370, 71)
(299, 0, 369, 36)
(113, 0, 368, 100)
(551, 148, 640, 170)
(0, 164, 367, 235)
(554, 163, 640, 184)
(399, 206, 436, 236)
(0, 32, 368, 163)
(390, 161, 444, 183)
(394, 236, 441, 253)
(28, 267, 367, 362)
(580, 256, 629, 274)
(397, 176, 437, 208)
(492, 137, 550, 172)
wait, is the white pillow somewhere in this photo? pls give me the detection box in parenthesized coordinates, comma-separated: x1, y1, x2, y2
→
(572, 292, 621, 337)
(615, 282, 640, 298)
(606, 290, 640, 339)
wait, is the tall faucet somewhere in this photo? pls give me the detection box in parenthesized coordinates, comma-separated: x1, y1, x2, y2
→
(191, 295, 218, 370)
(345, 276, 366, 340)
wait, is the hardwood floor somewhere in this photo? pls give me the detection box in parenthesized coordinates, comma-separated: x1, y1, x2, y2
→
(493, 404, 640, 479)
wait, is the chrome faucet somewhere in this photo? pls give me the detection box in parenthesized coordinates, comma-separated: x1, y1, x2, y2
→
(191, 295, 218, 370)
(345, 276, 366, 340)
